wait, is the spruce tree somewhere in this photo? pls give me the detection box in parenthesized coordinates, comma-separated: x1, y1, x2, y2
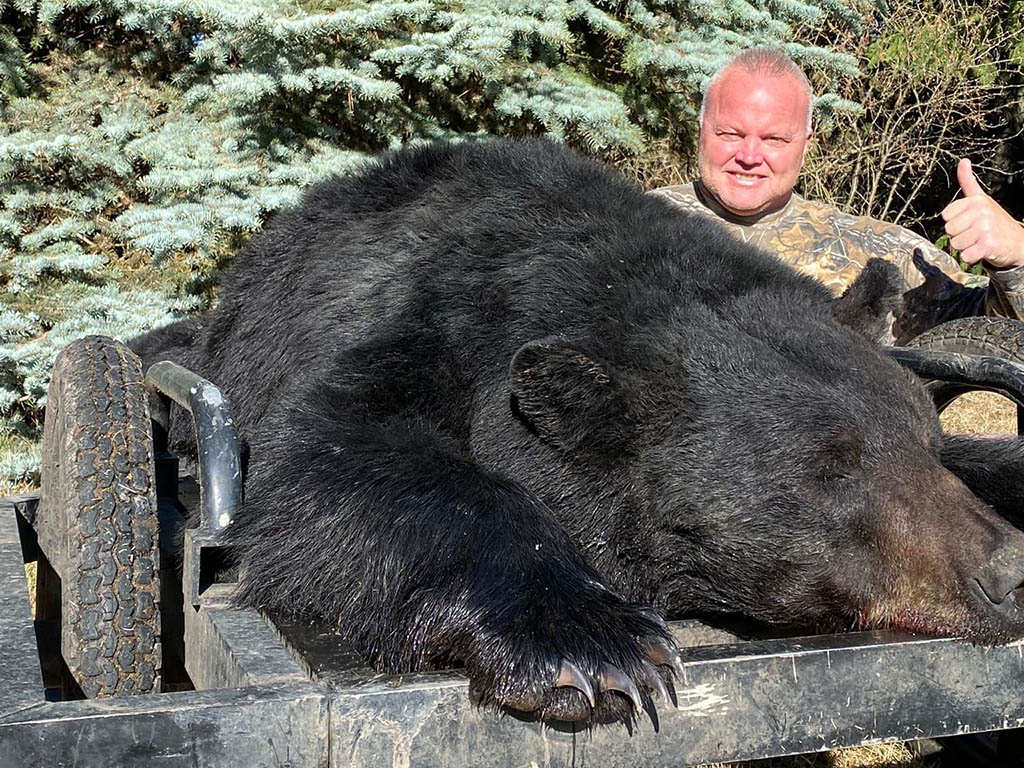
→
(0, 0, 869, 488)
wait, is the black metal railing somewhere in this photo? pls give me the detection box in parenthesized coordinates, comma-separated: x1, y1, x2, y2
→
(144, 361, 243, 538)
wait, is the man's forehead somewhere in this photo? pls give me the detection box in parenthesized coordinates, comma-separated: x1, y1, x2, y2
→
(705, 70, 808, 129)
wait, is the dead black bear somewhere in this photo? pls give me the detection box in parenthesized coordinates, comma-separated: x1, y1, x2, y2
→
(132, 138, 1024, 723)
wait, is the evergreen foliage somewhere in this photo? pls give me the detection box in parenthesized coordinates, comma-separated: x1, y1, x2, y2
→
(0, 0, 869, 488)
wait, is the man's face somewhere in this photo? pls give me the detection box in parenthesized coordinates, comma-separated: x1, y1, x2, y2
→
(698, 69, 811, 217)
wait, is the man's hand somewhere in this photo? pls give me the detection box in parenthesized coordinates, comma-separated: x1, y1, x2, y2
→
(942, 158, 1024, 269)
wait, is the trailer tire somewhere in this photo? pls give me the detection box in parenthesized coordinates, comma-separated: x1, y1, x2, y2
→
(908, 316, 1024, 360)
(39, 335, 161, 697)
(906, 316, 1024, 424)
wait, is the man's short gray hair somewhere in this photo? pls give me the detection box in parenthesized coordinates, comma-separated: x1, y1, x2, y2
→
(699, 48, 814, 134)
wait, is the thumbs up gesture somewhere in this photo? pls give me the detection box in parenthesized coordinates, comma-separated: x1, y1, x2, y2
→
(941, 158, 1024, 269)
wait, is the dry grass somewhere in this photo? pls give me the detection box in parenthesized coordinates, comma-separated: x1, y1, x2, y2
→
(822, 743, 924, 767)
(939, 390, 1018, 435)
(609, 138, 695, 190)
(24, 561, 37, 616)
(702, 742, 923, 768)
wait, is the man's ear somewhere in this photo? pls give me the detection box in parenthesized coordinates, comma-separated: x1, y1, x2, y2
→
(509, 336, 633, 455)
(800, 130, 814, 163)
(832, 258, 903, 344)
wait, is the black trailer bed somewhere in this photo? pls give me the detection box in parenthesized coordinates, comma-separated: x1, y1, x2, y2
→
(3, 494, 1024, 767)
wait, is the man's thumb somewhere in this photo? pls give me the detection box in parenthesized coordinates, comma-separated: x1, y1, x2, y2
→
(957, 157, 984, 197)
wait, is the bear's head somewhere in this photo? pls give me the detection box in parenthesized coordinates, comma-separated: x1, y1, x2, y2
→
(509, 259, 1024, 643)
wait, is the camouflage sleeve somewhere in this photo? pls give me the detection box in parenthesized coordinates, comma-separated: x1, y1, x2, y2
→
(983, 265, 1024, 321)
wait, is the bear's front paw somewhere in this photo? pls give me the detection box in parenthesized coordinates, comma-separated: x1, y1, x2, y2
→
(460, 597, 681, 724)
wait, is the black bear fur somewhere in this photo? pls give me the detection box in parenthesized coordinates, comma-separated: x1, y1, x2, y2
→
(131, 138, 1024, 723)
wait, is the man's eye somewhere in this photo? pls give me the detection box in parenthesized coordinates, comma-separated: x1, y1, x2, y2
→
(765, 137, 788, 146)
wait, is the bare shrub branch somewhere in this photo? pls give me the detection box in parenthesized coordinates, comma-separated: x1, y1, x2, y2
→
(801, 0, 1024, 239)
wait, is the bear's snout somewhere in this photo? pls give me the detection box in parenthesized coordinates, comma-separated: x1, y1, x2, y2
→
(971, 541, 1024, 616)
(860, 465, 1024, 643)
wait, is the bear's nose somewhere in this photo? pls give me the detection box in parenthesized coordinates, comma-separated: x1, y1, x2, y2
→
(974, 544, 1024, 613)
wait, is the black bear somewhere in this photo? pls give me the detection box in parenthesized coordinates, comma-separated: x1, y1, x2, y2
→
(132, 138, 1024, 723)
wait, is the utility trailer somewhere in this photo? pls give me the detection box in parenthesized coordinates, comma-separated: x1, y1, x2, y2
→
(3, 316, 1024, 768)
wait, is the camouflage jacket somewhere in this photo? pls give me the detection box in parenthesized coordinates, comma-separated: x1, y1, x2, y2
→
(650, 182, 1024, 343)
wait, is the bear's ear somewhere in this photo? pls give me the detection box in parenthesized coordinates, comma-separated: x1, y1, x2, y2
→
(509, 336, 632, 455)
(832, 258, 903, 344)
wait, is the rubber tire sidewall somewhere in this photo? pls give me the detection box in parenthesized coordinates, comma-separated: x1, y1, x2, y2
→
(906, 316, 1024, 421)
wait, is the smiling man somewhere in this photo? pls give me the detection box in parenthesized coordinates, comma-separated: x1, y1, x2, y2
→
(651, 48, 1024, 343)
(696, 53, 810, 219)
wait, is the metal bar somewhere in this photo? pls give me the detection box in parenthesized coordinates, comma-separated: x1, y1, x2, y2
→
(143, 361, 242, 537)
(0, 499, 44, 718)
(325, 628, 1024, 768)
(887, 347, 1024, 411)
(0, 684, 328, 768)
(7, 615, 1024, 768)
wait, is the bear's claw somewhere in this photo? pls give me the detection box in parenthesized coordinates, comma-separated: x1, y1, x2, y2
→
(598, 662, 644, 714)
(555, 660, 595, 708)
(643, 662, 672, 703)
(644, 635, 685, 680)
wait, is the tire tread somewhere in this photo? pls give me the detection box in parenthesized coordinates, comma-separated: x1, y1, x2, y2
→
(40, 335, 161, 697)
(908, 316, 1024, 359)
